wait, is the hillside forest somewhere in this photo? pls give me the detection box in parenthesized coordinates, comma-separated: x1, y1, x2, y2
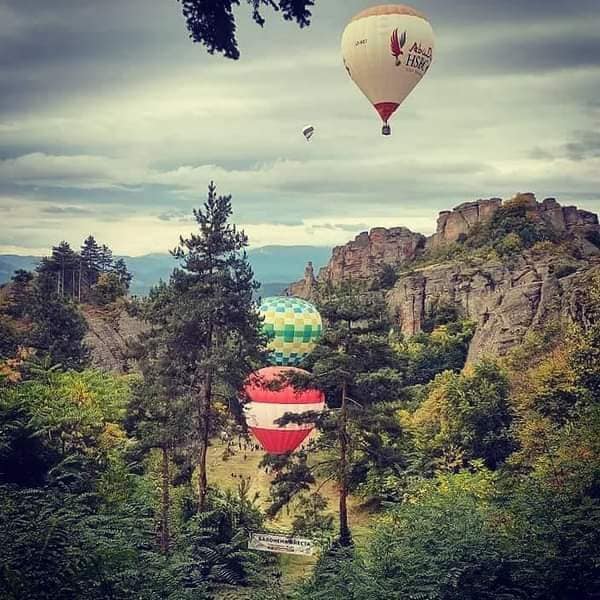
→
(1, 183, 599, 599)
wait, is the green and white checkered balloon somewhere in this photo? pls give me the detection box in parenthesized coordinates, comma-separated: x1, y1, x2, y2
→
(259, 296, 323, 366)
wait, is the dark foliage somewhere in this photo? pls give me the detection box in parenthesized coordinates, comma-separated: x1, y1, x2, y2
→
(177, 0, 314, 59)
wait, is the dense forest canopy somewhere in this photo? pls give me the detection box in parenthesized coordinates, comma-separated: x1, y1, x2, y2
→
(1, 185, 599, 599)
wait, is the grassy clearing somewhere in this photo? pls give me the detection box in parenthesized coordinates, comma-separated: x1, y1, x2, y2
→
(207, 440, 377, 587)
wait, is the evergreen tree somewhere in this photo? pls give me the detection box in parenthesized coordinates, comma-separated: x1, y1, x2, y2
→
(112, 258, 133, 291)
(6, 269, 34, 318)
(126, 335, 191, 553)
(80, 235, 101, 293)
(26, 289, 90, 370)
(267, 282, 407, 546)
(98, 244, 113, 273)
(140, 182, 266, 511)
(36, 241, 79, 299)
(2, 265, 89, 369)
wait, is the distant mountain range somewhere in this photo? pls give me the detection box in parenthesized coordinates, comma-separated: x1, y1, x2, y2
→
(0, 246, 332, 297)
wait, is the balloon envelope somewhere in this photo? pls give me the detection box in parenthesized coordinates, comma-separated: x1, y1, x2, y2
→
(259, 296, 322, 366)
(341, 4, 434, 131)
(243, 366, 325, 454)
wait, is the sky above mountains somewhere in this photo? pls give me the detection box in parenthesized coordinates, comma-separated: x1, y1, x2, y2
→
(1, 0, 599, 255)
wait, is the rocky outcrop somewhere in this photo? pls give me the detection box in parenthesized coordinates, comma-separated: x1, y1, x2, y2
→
(290, 194, 600, 293)
(83, 305, 146, 373)
(289, 194, 600, 294)
(316, 227, 425, 284)
(429, 197, 503, 247)
(287, 193, 600, 364)
(287, 261, 318, 299)
(429, 193, 600, 247)
(387, 255, 599, 364)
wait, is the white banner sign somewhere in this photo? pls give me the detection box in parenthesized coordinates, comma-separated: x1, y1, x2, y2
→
(248, 532, 314, 556)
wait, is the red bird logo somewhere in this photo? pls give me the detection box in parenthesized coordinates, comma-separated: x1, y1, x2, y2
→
(390, 29, 407, 65)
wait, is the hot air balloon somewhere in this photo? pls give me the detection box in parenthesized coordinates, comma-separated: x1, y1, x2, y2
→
(302, 125, 315, 141)
(243, 366, 325, 454)
(341, 4, 435, 135)
(259, 296, 322, 366)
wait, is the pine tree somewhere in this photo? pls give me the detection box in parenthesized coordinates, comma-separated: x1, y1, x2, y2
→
(266, 282, 407, 546)
(36, 242, 78, 299)
(140, 182, 266, 511)
(26, 285, 90, 369)
(7, 270, 34, 317)
(112, 258, 132, 291)
(126, 335, 190, 553)
(80, 235, 101, 294)
(53, 241, 78, 297)
(98, 244, 113, 273)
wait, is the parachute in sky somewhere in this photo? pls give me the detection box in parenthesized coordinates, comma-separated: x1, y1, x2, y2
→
(341, 4, 435, 135)
(302, 125, 315, 141)
(243, 366, 325, 454)
(259, 296, 322, 366)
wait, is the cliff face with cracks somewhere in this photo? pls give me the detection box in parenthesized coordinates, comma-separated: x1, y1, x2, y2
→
(288, 193, 600, 363)
(386, 254, 598, 364)
(318, 227, 426, 283)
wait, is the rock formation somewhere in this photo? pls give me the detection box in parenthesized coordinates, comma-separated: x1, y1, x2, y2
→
(428, 197, 503, 247)
(318, 227, 425, 283)
(287, 261, 318, 299)
(428, 193, 599, 247)
(386, 255, 598, 364)
(288, 193, 600, 364)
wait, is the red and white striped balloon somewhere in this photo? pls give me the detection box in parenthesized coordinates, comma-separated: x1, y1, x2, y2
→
(243, 366, 325, 454)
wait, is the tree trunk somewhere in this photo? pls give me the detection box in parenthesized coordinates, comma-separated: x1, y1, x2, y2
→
(196, 373, 213, 512)
(160, 445, 171, 554)
(338, 381, 352, 546)
(78, 260, 82, 302)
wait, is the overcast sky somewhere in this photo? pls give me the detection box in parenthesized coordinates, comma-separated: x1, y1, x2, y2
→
(1, 0, 599, 255)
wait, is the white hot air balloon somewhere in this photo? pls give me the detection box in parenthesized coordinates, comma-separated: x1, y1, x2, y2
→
(341, 4, 435, 135)
(302, 125, 315, 141)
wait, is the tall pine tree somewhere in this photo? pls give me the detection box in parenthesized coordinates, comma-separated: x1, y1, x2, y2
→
(266, 282, 408, 546)
(80, 235, 101, 295)
(140, 182, 266, 511)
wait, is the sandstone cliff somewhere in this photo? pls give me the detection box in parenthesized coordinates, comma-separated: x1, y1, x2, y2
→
(317, 227, 426, 284)
(288, 193, 600, 363)
(429, 193, 599, 247)
(386, 254, 598, 364)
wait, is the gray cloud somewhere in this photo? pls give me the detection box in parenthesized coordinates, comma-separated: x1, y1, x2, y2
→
(1, 0, 599, 254)
(530, 147, 555, 160)
(564, 131, 600, 160)
(40, 205, 94, 216)
(316, 223, 370, 232)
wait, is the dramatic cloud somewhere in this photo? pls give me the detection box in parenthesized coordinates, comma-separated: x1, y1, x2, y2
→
(0, 0, 599, 255)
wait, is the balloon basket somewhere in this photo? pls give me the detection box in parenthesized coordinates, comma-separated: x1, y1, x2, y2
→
(382, 124, 391, 136)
